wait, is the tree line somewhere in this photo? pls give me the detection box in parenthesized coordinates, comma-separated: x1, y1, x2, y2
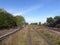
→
(0, 8, 60, 29)
(30, 16, 60, 28)
(0, 9, 25, 29)
(46, 16, 60, 28)
(42, 16, 60, 28)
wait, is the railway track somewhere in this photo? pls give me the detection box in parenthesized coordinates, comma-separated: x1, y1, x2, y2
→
(45, 27, 60, 36)
(27, 29, 52, 45)
(38, 26, 60, 35)
(0, 25, 59, 45)
(34, 30, 52, 45)
(0, 27, 23, 40)
(46, 27, 60, 32)
(27, 30, 32, 45)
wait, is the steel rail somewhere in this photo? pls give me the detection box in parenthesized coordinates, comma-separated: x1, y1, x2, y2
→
(0, 27, 23, 40)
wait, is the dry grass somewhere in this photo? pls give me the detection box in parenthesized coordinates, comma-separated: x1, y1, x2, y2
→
(30, 29, 48, 45)
(1, 25, 60, 45)
(28, 25, 60, 45)
(0, 27, 28, 45)
(37, 29, 60, 45)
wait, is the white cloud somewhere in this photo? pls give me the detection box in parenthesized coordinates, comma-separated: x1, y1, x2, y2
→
(25, 16, 46, 24)
(26, 17, 40, 23)
(13, 4, 43, 15)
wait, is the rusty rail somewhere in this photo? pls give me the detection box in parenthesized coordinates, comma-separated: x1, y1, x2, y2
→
(0, 27, 23, 40)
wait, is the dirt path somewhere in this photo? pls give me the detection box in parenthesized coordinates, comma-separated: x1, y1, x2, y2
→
(30, 30, 48, 45)
(26, 25, 49, 45)
(27, 30, 32, 45)
(34, 30, 52, 45)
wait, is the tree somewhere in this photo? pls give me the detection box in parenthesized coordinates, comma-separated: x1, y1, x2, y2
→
(14, 15, 25, 26)
(54, 16, 60, 20)
(30, 23, 38, 25)
(0, 9, 16, 29)
(39, 22, 41, 25)
(46, 16, 60, 28)
(47, 17, 55, 27)
(54, 16, 60, 28)
(25, 23, 29, 25)
(42, 22, 47, 26)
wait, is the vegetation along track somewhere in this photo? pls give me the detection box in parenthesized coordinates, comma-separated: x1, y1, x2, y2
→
(34, 30, 52, 45)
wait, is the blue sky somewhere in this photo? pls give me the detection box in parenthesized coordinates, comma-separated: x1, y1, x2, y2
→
(0, 0, 60, 23)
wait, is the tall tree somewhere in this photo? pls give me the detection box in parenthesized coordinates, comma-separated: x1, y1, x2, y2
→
(15, 15, 25, 26)
(54, 16, 60, 28)
(0, 9, 16, 29)
(47, 17, 55, 27)
(54, 16, 60, 20)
